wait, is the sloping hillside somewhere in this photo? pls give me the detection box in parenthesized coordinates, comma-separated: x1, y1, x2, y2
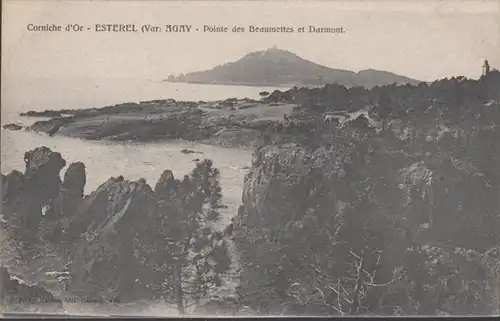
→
(165, 47, 420, 88)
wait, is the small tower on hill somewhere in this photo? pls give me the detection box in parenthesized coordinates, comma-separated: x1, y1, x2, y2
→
(483, 59, 491, 77)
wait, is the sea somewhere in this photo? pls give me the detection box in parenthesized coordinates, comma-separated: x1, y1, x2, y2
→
(1, 78, 286, 225)
(0, 78, 287, 315)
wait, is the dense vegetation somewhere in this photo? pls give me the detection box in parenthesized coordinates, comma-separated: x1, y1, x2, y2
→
(234, 70, 500, 316)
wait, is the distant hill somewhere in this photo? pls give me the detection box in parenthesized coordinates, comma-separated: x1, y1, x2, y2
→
(165, 47, 421, 88)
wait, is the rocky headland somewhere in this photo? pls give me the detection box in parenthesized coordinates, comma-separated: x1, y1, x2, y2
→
(4, 98, 297, 149)
(2, 70, 500, 316)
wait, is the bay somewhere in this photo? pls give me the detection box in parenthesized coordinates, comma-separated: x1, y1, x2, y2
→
(1, 78, 288, 315)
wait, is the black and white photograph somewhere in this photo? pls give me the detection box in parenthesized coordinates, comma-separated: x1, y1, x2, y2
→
(1, 0, 499, 317)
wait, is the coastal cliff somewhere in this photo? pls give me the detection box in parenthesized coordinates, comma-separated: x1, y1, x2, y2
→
(233, 71, 500, 315)
(235, 143, 500, 315)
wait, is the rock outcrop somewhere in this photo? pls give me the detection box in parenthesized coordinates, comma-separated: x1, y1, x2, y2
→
(1, 147, 233, 308)
(67, 177, 157, 302)
(9, 98, 295, 148)
(57, 162, 86, 218)
(235, 138, 500, 315)
(0, 148, 160, 303)
(2, 123, 23, 131)
(38, 162, 87, 246)
(1, 147, 66, 243)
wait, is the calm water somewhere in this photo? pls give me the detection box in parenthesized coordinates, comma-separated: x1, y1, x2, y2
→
(1, 79, 285, 223)
(1, 79, 287, 315)
(2, 131, 249, 227)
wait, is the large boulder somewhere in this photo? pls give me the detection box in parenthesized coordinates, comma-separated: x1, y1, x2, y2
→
(42, 162, 87, 243)
(23, 147, 66, 213)
(61, 162, 86, 199)
(66, 177, 158, 302)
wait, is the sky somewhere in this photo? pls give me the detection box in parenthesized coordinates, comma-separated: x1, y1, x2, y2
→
(2, 0, 500, 82)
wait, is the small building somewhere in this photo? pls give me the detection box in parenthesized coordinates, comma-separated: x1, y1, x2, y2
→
(483, 59, 491, 76)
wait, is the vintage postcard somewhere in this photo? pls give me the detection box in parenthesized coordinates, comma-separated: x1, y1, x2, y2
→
(1, 0, 499, 317)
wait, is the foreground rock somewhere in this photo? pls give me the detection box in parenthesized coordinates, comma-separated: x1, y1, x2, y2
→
(67, 177, 157, 302)
(1, 148, 159, 303)
(1, 267, 64, 313)
(1, 147, 66, 243)
(1, 146, 237, 310)
(0, 148, 161, 303)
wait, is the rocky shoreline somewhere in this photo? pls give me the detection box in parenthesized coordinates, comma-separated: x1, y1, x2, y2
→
(3, 72, 500, 316)
(3, 97, 297, 149)
(0, 146, 247, 315)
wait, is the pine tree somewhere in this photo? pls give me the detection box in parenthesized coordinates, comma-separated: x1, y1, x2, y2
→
(167, 160, 231, 314)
